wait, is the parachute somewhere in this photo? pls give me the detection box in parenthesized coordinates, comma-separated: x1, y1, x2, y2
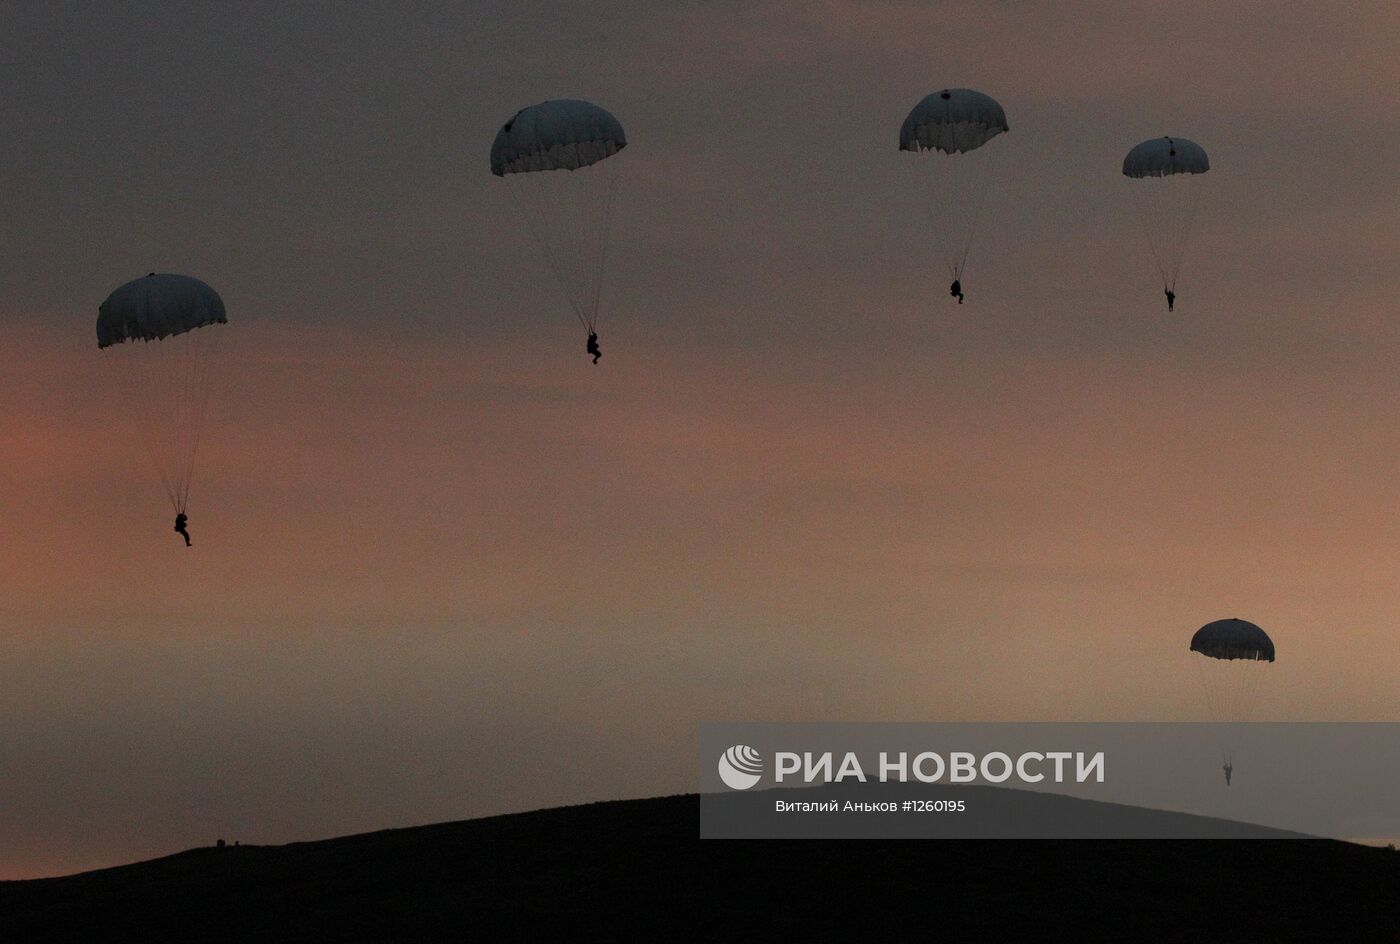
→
(1190, 618, 1274, 662)
(491, 99, 626, 335)
(97, 273, 226, 515)
(1122, 136, 1210, 304)
(1189, 618, 1274, 771)
(899, 88, 1009, 294)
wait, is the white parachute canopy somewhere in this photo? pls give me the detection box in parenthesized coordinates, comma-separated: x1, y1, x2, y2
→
(1122, 136, 1210, 298)
(97, 273, 226, 514)
(491, 99, 627, 334)
(899, 88, 1009, 287)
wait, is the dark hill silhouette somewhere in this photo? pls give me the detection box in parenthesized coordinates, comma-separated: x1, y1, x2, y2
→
(3, 789, 1398, 941)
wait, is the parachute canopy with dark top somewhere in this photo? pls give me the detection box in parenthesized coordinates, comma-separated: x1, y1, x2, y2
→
(490, 99, 627, 176)
(1122, 136, 1210, 178)
(1190, 618, 1275, 662)
(97, 274, 227, 348)
(899, 88, 1009, 155)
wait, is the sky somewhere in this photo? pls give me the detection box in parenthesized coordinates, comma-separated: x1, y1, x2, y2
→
(1, 1, 1398, 878)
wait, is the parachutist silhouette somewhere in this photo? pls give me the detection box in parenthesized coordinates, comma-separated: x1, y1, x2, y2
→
(1223, 763, 1232, 787)
(586, 331, 601, 364)
(174, 512, 191, 547)
(950, 280, 963, 304)
(1165, 287, 1175, 312)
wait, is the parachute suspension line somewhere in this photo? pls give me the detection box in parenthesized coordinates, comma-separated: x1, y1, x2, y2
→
(1227, 659, 1265, 767)
(150, 337, 183, 511)
(506, 172, 588, 330)
(103, 326, 222, 516)
(167, 332, 189, 512)
(172, 334, 189, 509)
(132, 347, 178, 510)
(1129, 181, 1171, 292)
(1195, 654, 1269, 767)
(586, 160, 620, 333)
(936, 156, 960, 281)
(1193, 656, 1231, 765)
(932, 154, 963, 280)
(103, 343, 179, 511)
(906, 156, 958, 283)
(1194, 656, 1219, 719)
(953, 141, 1005, 282)
(155, 336, 184, 512)
(508, 175, 586, 330)
(178, 325, 220, 514)
(1129, 173, 1205, 295)
(1239, 654, 1266, 720)
(918, 156, 949, 280)
(1159, 175, 1183, 292)
(907, 142, 1004, 284)
(522, 162, 615, 333)
(1165, 174, 1205, 293)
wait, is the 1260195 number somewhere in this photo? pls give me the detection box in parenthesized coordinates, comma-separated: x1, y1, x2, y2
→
(912, 800, 965, 813)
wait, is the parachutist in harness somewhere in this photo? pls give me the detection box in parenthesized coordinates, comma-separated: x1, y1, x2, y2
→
(1165, 287, 1175, 312)
(950, 280, 964, 304)
(174, 512, 191, 547)
(1223, 763, 1232, 787)
(586, 331, 601, 364)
